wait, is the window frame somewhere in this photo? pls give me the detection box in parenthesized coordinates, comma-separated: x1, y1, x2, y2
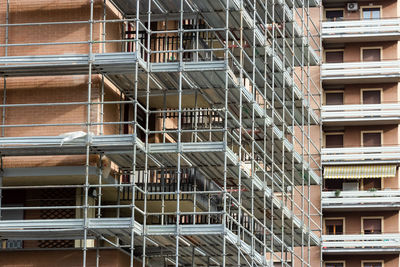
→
(323, 217, 346, 235)
(361, 260, 384, 267)
(360, 5, 382, 19)
(324, 132, 344, 148)
(325, 261, 346, 267)
(361, 216, 384, 234)
(360, 47, 383, 62)
(324, 49, 345, 63)
(361, 130, 383, 147)
(361, 177, 383, 191)
(324, 90, 344, 105)
(324, 8, 345, 21)
(361, 88, 383, 104)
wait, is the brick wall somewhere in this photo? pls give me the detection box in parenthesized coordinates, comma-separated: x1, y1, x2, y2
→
(0, 74, 122, 168)
(0, 0, 126, 168)
(0, 250, 137, 267)
(2, 0, 122, 56)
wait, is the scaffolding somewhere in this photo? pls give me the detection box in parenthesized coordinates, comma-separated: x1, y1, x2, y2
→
(0, 0, 322, 266)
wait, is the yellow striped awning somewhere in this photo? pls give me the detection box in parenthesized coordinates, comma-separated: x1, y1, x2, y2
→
(324, 165, 397, 179)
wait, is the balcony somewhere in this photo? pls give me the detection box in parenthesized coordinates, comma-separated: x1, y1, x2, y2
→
(322, 104, 400, 126)
(121, 168, 222, 212)
(322, 234, 400, 254)
(322, 146, 400, 165)
(321, 60, 400, 85)
(322, 190, 400, 211)
(322, 18, 400, 43)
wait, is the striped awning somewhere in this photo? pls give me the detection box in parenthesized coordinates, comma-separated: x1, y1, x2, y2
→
(324, 165, 397, 179)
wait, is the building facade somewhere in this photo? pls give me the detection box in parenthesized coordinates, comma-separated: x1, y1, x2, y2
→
(321, 0, 400, 266)
(0, 0, 322, 266)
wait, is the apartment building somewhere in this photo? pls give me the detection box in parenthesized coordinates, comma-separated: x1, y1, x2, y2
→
(321, 0, 400, 267)
(0, 0, 322, 266)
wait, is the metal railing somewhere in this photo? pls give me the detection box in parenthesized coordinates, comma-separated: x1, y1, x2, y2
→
(122, 168, 221, 206)
(126, 26, 223, 63)
(162, 109, 224, 130)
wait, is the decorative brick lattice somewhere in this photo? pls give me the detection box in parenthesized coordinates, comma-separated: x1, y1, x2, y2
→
(38, 240, 75, 249)
(38, 189, 75, 248)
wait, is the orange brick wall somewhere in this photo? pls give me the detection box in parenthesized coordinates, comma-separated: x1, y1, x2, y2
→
(0, 250, 138, 267)
(1, 0, 122, 56)
(0, 0, 126, 168)
(0, 74, 122, 168)
(103, 83, 122, 136)
(1, 76, 92, 137)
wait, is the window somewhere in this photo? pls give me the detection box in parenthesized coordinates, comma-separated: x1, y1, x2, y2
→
(362, 132, 381, 147)
(325, 179, 347, 191)
(325, 219, 344, 235)
(362, 90, 381, 104)
(363, 218, 382, 234)
(363, 262, 382, 267)
(273, 263, 292, 267)
(326, 10, 344, 21)
(363, 178, 382, 190)
(326, 91, 344, 105)
(326, 263, 344, 267)
(362, 48, 381, 62)
(325, 134, 344, 148)
(325, 51, 344, 63)
(364, 264, 382, 267)
(362, 7, 381, 19)
(342, 181, 359, 191)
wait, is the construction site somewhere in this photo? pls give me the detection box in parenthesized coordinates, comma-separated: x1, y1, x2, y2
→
(0, 0, 322, 266)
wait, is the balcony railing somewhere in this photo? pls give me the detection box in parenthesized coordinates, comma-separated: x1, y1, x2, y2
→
(322, 146, 400, 164)
(322, 190, 400, 210)
(121, 168, 222, 212)
(322, 18, 400, 42)
(321, 60, 400, 84)
(322, 233, 400, 253)
(322, 104, 400, 125)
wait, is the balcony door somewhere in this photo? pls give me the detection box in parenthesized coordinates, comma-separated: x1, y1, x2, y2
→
(362, 48, 381, 62)
(362, 7, 381, 19)
(362, 89, 381, 104)
(362, 218, 382, 234)
(325, 219, 344, 235)
(362, 132, 382, 147)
